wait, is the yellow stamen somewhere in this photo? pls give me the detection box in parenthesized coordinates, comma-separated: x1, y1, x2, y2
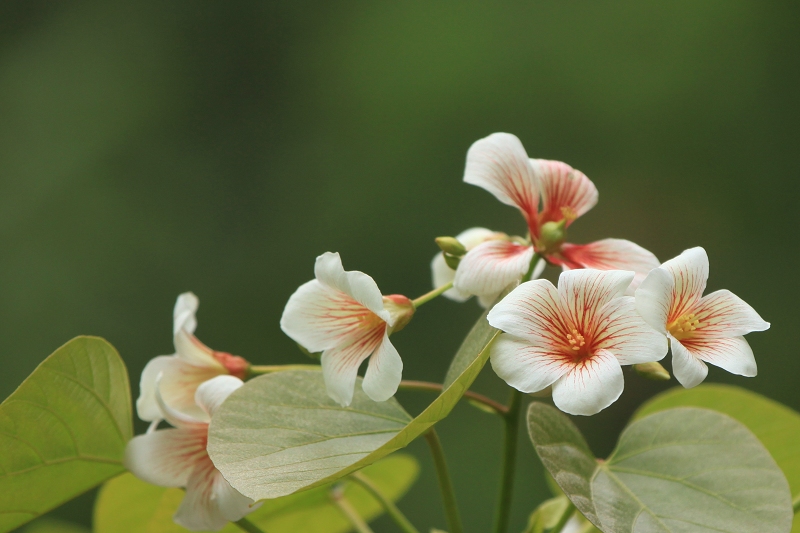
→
(668, 313, 701, 340)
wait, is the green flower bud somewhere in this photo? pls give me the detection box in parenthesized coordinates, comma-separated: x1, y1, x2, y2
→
(537, 220, 567, 252)
(443, 252, 461, 270)
(634, 361, 671, 381)
(435, 236, 467, 257)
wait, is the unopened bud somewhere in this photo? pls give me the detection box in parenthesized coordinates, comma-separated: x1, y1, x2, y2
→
(435, 236, 467, 257)
(537, 220, 566, 253)
(383, 294, 415, 333)
(443, 252, 461, 270)
(634, 361, 671, 381)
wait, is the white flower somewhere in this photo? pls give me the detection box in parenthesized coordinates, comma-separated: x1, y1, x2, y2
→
(280, 252, 413, 407)
(136, 293, 249, 424)
(455, 132, 659, 299)
(635, 247, 770, 388)
(125, 376, 258, 531)
(488, 269, 667, 415)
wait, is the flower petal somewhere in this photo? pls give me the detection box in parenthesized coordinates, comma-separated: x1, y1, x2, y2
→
(138, 356, 224, 423)
(463, 133, 540, 229)
(454, 240, 534, 297)
(361, 333, 403, 402)
(174, 292, 199, 335)
(314, 252, 389, 322)
(124, 426, 208, 488)
(680, 336, 757, 378)
(281, 278, 385, 354)
(634, 267, 674, 335)
(320, 323, 386, 406)
(174, 459, 255, 531)
(593, 296, 668, 365)
(661, 247, 709, 319)
(195, 375, 244, 418)
(174, 330, 224, 368)
(487, 279, 569, 346)
(557, 269, 634, 334)
(669, 335, 709, 388)
(553, 239, 659, 294)
(535, 159, 598, 227)
(489, 334, 570, 393)
(692, 289, 770, 339)
(551, 349, 624, 416)
(431, 227, 498, 303)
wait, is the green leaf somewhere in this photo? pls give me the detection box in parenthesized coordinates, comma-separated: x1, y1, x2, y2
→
(94, 454, 420, 533)
(443, 306, 496, 389)
(209, 326, 497, 501)
(22, 518, 90, 533)
(634, 384, 800, 513)
(0, 337, 132, 533)
(527, 402, 793, 533)
(524, 496, 571, 533)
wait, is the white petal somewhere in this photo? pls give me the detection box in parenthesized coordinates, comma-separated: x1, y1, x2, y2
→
(136, 355, 176, 423)
(490, 334, 570, 394)
(535, 159, 598, 227)
(174, 329, 223, 368)
(634, 267, 673, 335)
(174, 292, 199, 335)
(557, 269, 634, 333)
(361, 333, 403, 402)
(670, 335, 709, 388)
(320, 323, 386, 407)
(554, 239, 659, 294)
(195, 375, 244, 418)
(692, 289, 770, 339)
(174, 460, 255, 531)
(660, 247, 709, 317)
(314, 252, 388, 321)
(454, 240, 534, 297)
(150, 357, 225, 423)
(551, 349, 624, 416)
(594, 296, 668, 365)
(431, 227, 499, 303)
(680, 336, 757, 378)
(463, 133, 539, 226)
(487, 279, 569, 347)
(124, 427, 208, 488)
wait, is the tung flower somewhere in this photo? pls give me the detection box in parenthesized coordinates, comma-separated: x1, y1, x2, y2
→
(281, 252, 413, 407)
(635, 247, 770, 388)
(125, 375, 258, 531)
(488, 269, 667, 415)
(454, 133, 659, 300)
(137, 293, 249, 424)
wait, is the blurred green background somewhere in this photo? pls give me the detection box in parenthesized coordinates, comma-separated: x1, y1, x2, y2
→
(2, 1, 798, 531)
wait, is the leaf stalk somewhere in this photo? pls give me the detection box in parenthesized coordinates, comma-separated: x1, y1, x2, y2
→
(424, 429, 464, 533)
(350, 471, 421, 533)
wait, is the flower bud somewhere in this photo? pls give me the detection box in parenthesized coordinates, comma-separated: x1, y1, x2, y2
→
(443, 252, 461, 270)
(634, 361, 671, 381)
(537, 220, 566, 253)
(435, 236, 467, 257)
(383, 294, 416, 333)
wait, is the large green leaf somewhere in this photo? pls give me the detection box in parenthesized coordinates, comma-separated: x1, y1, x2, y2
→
(209, 326, 497, 501)
(527, 402, 793, 533)
(94, 454, 420, 533)
(0, 337, 132, 533)
(443, 306, 495, 389)
(22, 519, 90, 533)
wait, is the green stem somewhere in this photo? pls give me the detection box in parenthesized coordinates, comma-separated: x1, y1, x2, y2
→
(412, 281, 453, 308)
(235, 517, 269, 533)
(522, 253, 542, 283)
(398, 380, 508, 416)
(549, 501, 576, 533)
(351, 471, 421, 533)
(424, 429, 464, 533)
(793, 493, 800, 514)
(248, 364, 319, 376)
(492, 389, 523, 533)
(331, 489, 375, 533)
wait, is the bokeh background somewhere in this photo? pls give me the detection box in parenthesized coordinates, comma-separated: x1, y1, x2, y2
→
(2, 1, 798, 531)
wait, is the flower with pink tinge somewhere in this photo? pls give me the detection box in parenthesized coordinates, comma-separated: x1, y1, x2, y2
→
(635, 247, 769, 388)
(453, 133, 659, 301)
(488, 269, 667, 416)
(126, 375, 259, 531)
(280, 252, 414, 407)
(137, 293, 249, 425)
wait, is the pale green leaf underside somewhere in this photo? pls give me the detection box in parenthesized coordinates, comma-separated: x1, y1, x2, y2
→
(94, 454, 420, 533)
(209, 327, 497, 501)
(0, 336, 132, 533)
(528, 403, 793, 533)
(443, 305, 496, 389)
(635, 384, 800, 532)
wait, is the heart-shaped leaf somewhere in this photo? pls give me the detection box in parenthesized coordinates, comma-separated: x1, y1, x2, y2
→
(94, 454, 419, 533)
(22, 519, 90, 533)
(527, 402, 793, 533)
(209, 317, 497, 501)
(0, 337, 132, 533)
